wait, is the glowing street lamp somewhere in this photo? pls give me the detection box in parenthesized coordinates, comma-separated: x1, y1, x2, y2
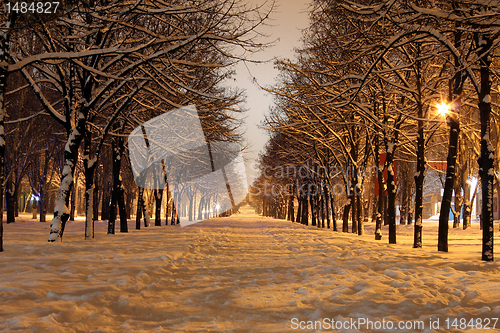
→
(426, 102, 451, 142)
(436, 102, 450, 116)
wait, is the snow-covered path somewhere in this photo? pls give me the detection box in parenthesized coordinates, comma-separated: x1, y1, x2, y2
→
(1, 207, 500, 332)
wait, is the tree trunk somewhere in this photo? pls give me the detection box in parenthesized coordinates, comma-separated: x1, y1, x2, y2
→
(14, 186, 19, 218)
(1, 13, 17, 251)
(262, 196, 267, 216)
(320, 193, 325, 228)
(107, 165, 117, 234)
(188, 192, 193, 222)
(93, 173, 100, 221)
(48, 114, 86, 242)
(386, 150, 397, 244)
(437, 40, 464, 250)
(364, 196, 370, 224)
(39, 187, 47, 222)
(342, 199, 351, 233)
(437, 28, 466, 252)
(437, 116, 460, 252)
(83, 132, 95, 240)
(287, 190, 294, 222)
(197, 195, 204, 221)
(136, 186, 143, 230)
(351, 182, 358, 234)
(118, 186, 128, 233)
(6, 178, 15, 223)
(143, 190, 150, 227)
(171, 193, 177, 225)
(453, 137, 463, 229)
(154, 189, 163, 226)
(407, 187, 414, 225)
(375, 141, 384, 240)
(452, 189, 462, 229)
(85, 184, 94, 240)
(301, 191, 308, 225)
(331, 195, 337, 231)
(69, 183, 76, 221)
(296, 191, 302, 223)
(32, 200, 38, 220)
(399, 183, 407, 226)
(310, 185, 317, 227)
(476, 33, 494, 261)
(0, 73, 4, 250)
(124, 189, 132, 220)
(107, 141, 118, 234)
(204, 195, 209, 220)
(413, 112, 425, 248)
(108, 131, 128, 234)
(316, 193, 321, 228)
(356, 183, 363, 235)
(144, 206, 150, 227)
(101, 182, 110, 221)
(38, 149, 54, 222)
(324, 184, 330, 228)
(165, 189, 171, 225)
(383, 193, 389, 226)
(193, 191, 198, 220)
(462, 183, 471, 230)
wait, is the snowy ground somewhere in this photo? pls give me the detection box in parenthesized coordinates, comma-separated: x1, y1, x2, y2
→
(1, 206, 500, 333)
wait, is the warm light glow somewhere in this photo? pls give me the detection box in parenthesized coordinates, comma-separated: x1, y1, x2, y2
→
(436, 103, 450, 115)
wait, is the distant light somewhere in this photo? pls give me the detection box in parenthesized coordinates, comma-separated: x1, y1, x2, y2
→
(467, 176, 477, 190)
(215, 204, 221, 210)
(436, 103, 450, 115)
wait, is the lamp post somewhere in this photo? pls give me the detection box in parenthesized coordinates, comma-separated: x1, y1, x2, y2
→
(437, 101, 460, 252)
(414, 102, 449, 249)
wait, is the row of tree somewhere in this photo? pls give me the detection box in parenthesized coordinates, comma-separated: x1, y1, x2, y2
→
(253, 0, 500, 261)
(0, 0, 273, 251)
